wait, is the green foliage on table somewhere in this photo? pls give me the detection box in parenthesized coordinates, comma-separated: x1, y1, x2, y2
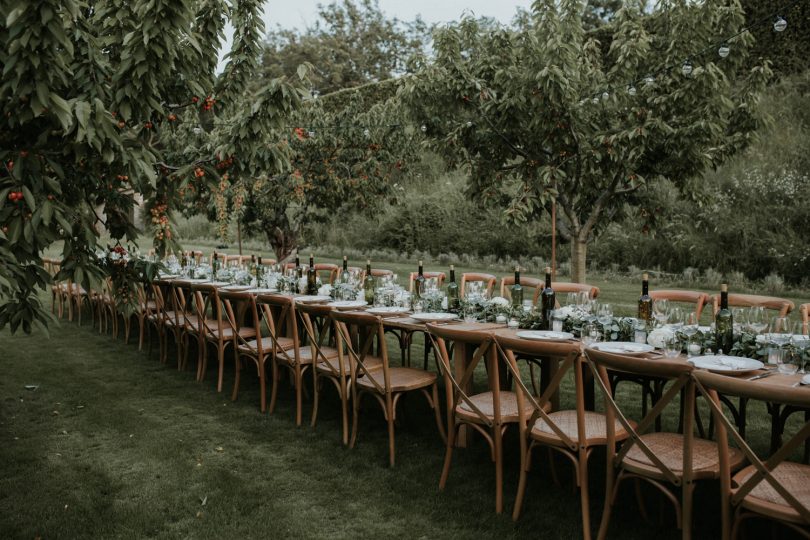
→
(402, 0, 770, 283)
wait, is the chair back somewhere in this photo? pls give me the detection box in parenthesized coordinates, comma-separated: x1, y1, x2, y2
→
(256, 293, 300, 361)
(191, 283, 226, 340)
(460, 272, 497, 298)
(227, 254, 252, 267)
(499, 276, 543, 303)
(408, 271, 446, 292)
(218, 289, 257, 350)
(297, 302, 343, 378)
(693, 369, 810, 527)
(650, 289, 710, 320)
(170, 280, 197, 332)
(802, 303, 809, 335)
(537, 281, 600, 306)
(585, 347, 696, 487)
(711, 293, 794, 317)
(331, 310, 389, 394)
(314, 263, 339, 285)
(493, 333, 584, 450)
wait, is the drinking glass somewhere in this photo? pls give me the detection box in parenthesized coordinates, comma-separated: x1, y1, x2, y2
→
(652, 299, 670, 326)
(746, 306, 768, 335)
(668, 306, 684, 330)
(770, 317, 794, 345)
(551, 310, 565, 332)
(581, 323, 601, 346)
(682, 312, 699, 339)
(462, 303, 478, 323)
(596, 303, 613, 326)
(664, 336, 682, 358)
(777, 350, 799, 375)
(566, 292, 578, 307)
(578, 292, 592, 314)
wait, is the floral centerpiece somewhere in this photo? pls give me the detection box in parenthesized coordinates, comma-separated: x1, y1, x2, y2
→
(98, 245, 162, 316)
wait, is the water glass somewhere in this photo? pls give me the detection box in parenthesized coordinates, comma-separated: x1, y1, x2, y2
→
(581, 323, 601, 346)
(551, 310, 565, 332)
(462, 303, 478, 323)
(653, 299, 670, 326)
(664, 336, 682, 358)
(777, 350, 798, 375)
(746, 306, 768, 335)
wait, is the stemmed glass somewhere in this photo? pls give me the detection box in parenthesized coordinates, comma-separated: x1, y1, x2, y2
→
(746, 306, 768, 335)
(581, 323, 601, 346)
(596, 303, 613, 338)
(652, 299, 670, 327)
(577, 291, 593, 314)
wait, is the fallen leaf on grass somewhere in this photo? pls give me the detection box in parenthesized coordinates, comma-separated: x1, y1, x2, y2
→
(215, 446, 224, 452)
(200, 495, 207, 506)
(196, 511, 203, 519)
(51, 411, 59, 416)
(24, 384, 39, 391)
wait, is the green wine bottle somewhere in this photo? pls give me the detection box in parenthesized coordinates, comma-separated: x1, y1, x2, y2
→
(414, 260, 426, 303)
(341, 255, 350, 283)
(294, 255, 301, 294)
(307, 254, 317, 295)
(638, 273, 652, 323)
(715, 283, 734, 354)
(256, 256, 262, 285)
(446, 264, 460, 312)
(212, 252, 219, 280)
(540, 267, 555, 330)
(364, 260, 375, 304)
(511, 266, 524, 310)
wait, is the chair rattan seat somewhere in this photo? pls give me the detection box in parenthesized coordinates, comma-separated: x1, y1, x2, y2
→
(456, 391, 540, 423)
(623, 432, 745, 480)
(733, 462, 810, 523)
(204, 325, 257, 340)
(316, 350, 380, 375)
(357, 366, 437, 392)
(531, 410, 634, 446)
(238, 336, 294, 353)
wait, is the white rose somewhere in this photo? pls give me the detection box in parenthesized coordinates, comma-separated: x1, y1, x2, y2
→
(441, 297, 448, 310)
(489, 296, 510, 307)
(647, 327, 675, 349)
(318, 284, 332, 297)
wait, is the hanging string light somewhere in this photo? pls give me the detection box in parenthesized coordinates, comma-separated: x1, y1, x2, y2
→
(363, 128, 370, 137)
(627, 85, 637, 96)
(718, 43, 730, 58)
(681, 60, 693, 76)
(420, 124, 427, 132)
(774, 16, 787, 32)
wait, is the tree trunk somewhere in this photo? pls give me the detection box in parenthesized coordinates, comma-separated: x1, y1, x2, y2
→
(570, 236, 588, 284)
(267, 226, 298, 263)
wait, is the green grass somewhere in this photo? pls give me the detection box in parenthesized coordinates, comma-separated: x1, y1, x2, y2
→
(2, 290, 809, 539)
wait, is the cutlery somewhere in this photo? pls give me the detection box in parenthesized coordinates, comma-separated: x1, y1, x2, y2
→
(746, 371, 775, 381)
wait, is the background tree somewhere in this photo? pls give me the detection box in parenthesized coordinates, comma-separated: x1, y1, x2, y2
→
(402, 0, 771, 282)
(0, 0, 304, 334)
(260, 0, 429, 94)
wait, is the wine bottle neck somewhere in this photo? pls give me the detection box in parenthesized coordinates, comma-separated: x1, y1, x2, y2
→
(418, 266, 423, 276)
(545, 274, 552, 288)
(642, 280, 649, 295)
(449, 270, 455, 282)
(720, 291, 728, 310)
(515, 271, 521, 284)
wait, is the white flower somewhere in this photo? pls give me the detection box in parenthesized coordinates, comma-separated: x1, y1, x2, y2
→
(318, 284, 332, 297)
(489, 296, 510, 308)
(298, 277, 308, 292)
(441, 297, 448, 310)
(647, 327, 675, 349)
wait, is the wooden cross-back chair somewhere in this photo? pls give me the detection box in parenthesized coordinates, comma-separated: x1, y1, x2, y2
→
(221, 290, 275, 412)
(312, 263, 339, 285)
(493, 333, 629, 539)
(711, 293, 794, 318)
(258, 293, 316, 426)
(191, 283, 256, 392)
(459, 272, 497, 298)
(694, 370, 810, 539)
(332, 310, 444, 467)
(357, 267, 393, 283)
(298, 302, 367, 444)
(650, 290, 710, 321)
(170, 279, 207, 373)
(500, 276, 543, 303)
(426, 324, 532, 514)
(585, 348, 745, 540)
(226, 254, 252, 267)
(149, 281, 180, 366)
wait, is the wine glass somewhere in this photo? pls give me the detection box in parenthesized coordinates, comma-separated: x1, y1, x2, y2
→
(581, 323, 601, 346)
(596, 303, 613, 327)
(668, 306, 684, 330)
(681, 312, 699, 339)
(746, 306, 768, 335)
(652, 299, 670, 327)
(577, 291, 592, 314)
(566, 292, 578, 307)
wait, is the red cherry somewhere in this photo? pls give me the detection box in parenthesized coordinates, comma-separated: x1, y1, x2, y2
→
(117, 121, 126, 128)
(19, 150, 28, 158)
(168, 114, 177, 122)
(7, 193, 13, 201)
(191, 96, 199, 104)
(144, 122, 153, 129)
(47, 194, 54, 201)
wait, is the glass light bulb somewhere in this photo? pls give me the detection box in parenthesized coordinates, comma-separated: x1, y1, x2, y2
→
(466, 121, 473, 127)
(628, 86, 637, 96)
(592, 97, 599, 104)
(363, 128, 370, 137)
(682, 61, 693, 76)
(307, 131, 315, 138)
(718, 44, 730, 58)
(644, 75, 655, 86)
(602, 91, 610, 101)
(774, 16, 787, 32)
(420, 124, 427, 132)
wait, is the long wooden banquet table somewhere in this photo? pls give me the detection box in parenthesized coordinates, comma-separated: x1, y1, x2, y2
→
(154, 279, 809, 453)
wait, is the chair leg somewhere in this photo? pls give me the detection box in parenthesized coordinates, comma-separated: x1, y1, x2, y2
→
(311, 374, 320, 428)
(349, 391, 362, 449)
(386, 393, 396, 467)
(259, 362, 267, 413)
(231, 355, 241, 402)
(340, 379, 350, 445)
(269, 358, 280, 415)
(216, 343, 226, 392)
(579, 448, 592, 540)
(138, 316, 146, 351)
(295, 366, 303, 426)
(513, 441, 530, 520)
(494, 422, 503, 514)
(429, 383, 446, 443)
(439, 424, 456, 490)
(597, 470, 620, 540)
(682, 482, 695, 540)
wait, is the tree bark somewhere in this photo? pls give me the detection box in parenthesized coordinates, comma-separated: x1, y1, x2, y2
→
(268, 226, 298, 263)
(570, 235, 588, 284)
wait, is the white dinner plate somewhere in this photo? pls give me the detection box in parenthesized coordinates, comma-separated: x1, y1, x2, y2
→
(246, 288, 277, 294)
(158, 274, 178, 279)
(327, 300, 368, 310)
(689, 355, 763, 375)
(410, 312, 458, 322)
(296, 295, 332, 303)
(366, 306, 410, 315)
(516, 330, 575, 341)
(591, 342, 655, 354)
(801, 374, 810, 386)
(755, 333, 804, 344)
(221, 284, 252, 291)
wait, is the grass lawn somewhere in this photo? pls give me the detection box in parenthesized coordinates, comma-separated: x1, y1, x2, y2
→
(2, 287, 809, 539)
